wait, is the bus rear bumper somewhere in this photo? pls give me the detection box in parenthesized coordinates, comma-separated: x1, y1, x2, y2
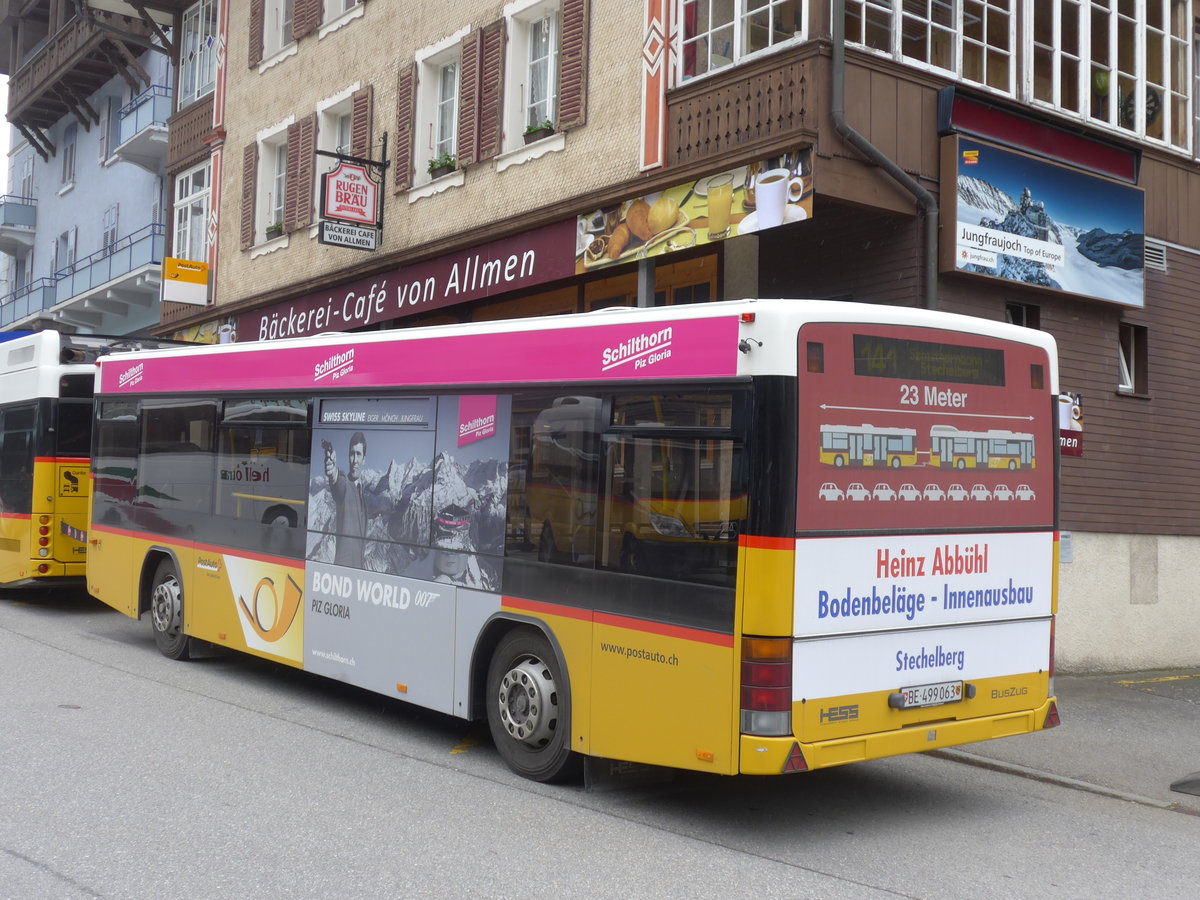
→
(738, 697, 1058, 775)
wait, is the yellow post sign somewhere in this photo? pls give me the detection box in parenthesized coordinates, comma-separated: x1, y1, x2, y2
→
(163, 257, 210, 305)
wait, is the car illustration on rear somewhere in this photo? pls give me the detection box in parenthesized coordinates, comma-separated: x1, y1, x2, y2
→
(923, 484, 946, 501)
(946, 483, 969, 501)
(992, 484, 1014, 501)
(897, 483, 921, 501)
(872, 483, 897, 501)
(845, 482, 871, 501)
(1015, 484, 1036, 501)
(819, 482, 844, 501)
(970, 483, 992, 501)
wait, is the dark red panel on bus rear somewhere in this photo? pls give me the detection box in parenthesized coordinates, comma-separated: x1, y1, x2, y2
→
(796, 322, 1054, 533)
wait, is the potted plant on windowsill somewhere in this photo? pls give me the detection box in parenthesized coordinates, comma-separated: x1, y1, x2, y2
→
(265, 220, 284, 240)
(523, 119, 555, 144)
(427, 152, 456, 179)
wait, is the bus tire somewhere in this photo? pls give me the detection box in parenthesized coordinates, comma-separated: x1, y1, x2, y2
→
(486, 629, 580, 783)
(149, 559, 192, 661)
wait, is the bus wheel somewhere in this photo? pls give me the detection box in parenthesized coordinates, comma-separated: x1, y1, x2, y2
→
(486, 630, 580, 782)
(150, 559, 192, 661)
(890, 456, 901, 469)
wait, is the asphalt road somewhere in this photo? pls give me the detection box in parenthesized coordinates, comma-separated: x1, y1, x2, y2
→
(2, 589, 1198, 900)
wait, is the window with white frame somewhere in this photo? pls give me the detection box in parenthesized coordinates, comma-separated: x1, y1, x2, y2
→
(316, 91, 356, 207)
(18, 154, 34, 199)
(415, 41, 461, 178)
(264, 0, 295, 57)
(260, 135, 288, 237)
(1118, 321, 1148, 394)
(679, 1, 803, 80)
(61, 124, 77, 185)
(1031, 1, 1189, 150)
(54, 230, 76, 274)
(98, 95, 123, 161)
(174, 160, 211, 263)
(103, 205, 119, 250)
(324, 0, 360, 19)
(503, 0, 563, 149)
(179, 0, 218, 109)
(843, 1, 1014, 92)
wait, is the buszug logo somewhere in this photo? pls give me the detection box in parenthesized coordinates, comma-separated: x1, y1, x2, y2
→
(238, 575, 303, 642)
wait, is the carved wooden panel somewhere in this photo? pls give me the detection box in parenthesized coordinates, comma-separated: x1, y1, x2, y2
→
(666, 54, 813, 168)
(167, 95, 215, 174)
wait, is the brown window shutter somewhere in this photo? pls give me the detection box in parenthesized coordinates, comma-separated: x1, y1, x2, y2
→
(294, 0, 322, 41)
(351, 85, 373, 158)
(456, 30, 481, 168)
(477, 20, 506, 161)
(285, 114, 316, 231)
(249, 0, 265, 68)
(557, 0, 589, 130)
(395, 62, 418, 191)
(241, 142, 259, 250)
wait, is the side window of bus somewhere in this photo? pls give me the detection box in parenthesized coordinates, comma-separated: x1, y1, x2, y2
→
(507, 394, 603, 568)
(216, 399, 310, 533)
(0, 404, 36, 514)
(56, 399, 94, 458)
(139, 400, 218, 515)
(598, 392, 746, 588)
(94, 400, 139, 521)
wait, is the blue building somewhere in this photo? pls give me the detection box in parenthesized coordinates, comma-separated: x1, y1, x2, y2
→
(0, 1, 173, 335)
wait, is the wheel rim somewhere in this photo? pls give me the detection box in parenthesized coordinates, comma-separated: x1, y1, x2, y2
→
(497, 656, 559, 748)
(151, 575, 182, 637)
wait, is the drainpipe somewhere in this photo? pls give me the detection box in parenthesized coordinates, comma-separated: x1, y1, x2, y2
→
(831, 0, 938, 310)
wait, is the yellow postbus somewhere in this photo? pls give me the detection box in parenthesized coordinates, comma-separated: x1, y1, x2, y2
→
(86, 299, 1061, 781)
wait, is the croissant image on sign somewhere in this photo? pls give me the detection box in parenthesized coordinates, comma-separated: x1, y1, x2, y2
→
(323, 162, 379, 226)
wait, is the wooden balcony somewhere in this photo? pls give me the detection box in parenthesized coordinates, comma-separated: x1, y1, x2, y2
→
(667, 44, 820, 169)
(5, 8, 156, 136)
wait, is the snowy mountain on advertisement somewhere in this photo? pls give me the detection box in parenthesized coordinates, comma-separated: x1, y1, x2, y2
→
(957, 175, 1144, 304)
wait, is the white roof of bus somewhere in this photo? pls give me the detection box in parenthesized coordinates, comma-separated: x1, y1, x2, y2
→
(96, 298, 1059, 389)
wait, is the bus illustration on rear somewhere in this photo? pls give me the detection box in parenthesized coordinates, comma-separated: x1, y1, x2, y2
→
(929, 425, 1036, 470)
(818, 424, 918, 468)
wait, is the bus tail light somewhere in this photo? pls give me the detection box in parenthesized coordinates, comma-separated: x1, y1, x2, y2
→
(37, 564, 50, 574)
(740, 637, 792, 736)
(1043, 700, 1061, 729)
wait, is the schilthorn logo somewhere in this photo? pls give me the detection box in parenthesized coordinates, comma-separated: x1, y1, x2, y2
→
(314, 348, 354, 382)
(600, 326, 673, 372)
(118, 362, 144, 388)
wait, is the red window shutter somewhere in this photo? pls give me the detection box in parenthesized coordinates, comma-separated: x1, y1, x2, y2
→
(456, 30, 481, 168)
(249, 0, 265, 68)
(294, 0, 322, 41)
(351, 85, 373, 158)
(477, 20, 506, 161)
(558, 0, 589, 130)
(241, 142, 259, 250)
(286, 114, 316, 231)
(395, 62, 418, 191)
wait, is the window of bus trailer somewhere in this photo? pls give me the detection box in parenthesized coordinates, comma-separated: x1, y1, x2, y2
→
(507, 389, 747, 590)
(137, 399, 218, 526)
(600, 391, 745, 587)
(0, 404, 36, 514)
(93, 399, 140, 524)
(56, 374, 98, 458)
(215, 399, 310, 548)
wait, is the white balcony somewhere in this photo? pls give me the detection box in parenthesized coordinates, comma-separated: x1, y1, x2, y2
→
(114, 85, 172, 173)
(0, 195, 37, 257)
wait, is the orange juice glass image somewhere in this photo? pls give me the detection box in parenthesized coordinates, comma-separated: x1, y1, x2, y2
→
(706, 173, 734, 239)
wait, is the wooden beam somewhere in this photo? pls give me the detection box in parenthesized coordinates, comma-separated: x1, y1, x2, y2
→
(15, 120, 55, 162)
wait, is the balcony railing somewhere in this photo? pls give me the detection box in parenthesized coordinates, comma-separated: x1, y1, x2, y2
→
(0, 224, 165, 328)
(116, 84, 172, 171)
(0, 279, 57, 328)
(0, 195, 37, 256)
(120, 84, 172, 142)
(53, 223, 165, 297)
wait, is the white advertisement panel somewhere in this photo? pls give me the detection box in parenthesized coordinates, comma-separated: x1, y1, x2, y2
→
(792, 618, 1051, 701)
(794, 531, 1053, 637)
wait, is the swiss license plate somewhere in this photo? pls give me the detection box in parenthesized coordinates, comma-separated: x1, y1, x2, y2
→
(898, 680, 963, 709)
